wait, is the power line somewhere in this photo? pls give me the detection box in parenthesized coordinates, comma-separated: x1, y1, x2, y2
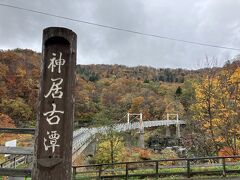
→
(0, 2, 239, 51)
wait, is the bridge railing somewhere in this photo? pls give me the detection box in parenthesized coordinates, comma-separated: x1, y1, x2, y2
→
(72, 155, 240, 179)
(72, 120, 187, 154)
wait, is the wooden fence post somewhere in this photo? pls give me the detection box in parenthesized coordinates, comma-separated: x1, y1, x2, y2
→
(155, 161, 159, 177)
(72, 167, 76, 180)
(222, 157, 226, 177)
(187, 159, 191, 178)
(14, 157, 16, 168)
(32, 27, 77, 180)
(126, 163, 129, 180)
(98, 165, 102, 178)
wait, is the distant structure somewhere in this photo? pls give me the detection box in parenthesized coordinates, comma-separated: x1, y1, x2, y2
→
(127, 113, 144, 148)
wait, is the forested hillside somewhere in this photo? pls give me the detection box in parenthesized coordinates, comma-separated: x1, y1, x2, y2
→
(0, 49, 40, 127)
(0, 48, 240, 157)
(0, 49, 192, 127)
(0, 49, 238, 129)
(77, 64, 189, 83)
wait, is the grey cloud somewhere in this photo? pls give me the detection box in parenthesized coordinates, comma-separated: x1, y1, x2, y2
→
(0, 0, 239, 69)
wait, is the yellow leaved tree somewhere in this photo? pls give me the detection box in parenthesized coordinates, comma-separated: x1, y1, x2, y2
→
(190, 63, 240, 156)
(94, 133, 126, 164)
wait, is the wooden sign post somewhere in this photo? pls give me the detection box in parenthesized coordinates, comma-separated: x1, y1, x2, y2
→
(32, 27, 77, 180)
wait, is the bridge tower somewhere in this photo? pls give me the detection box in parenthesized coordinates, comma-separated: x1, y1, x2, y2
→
(166, 113, 181, 138)
(127, 113, 144, 148)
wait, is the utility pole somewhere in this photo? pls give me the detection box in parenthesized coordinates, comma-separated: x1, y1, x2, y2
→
(32, 27, 77, 180)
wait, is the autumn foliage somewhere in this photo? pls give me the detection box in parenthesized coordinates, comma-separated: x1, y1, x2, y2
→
(190, 60, 240, 156)
(1, 49, 240, 158)
(0, 113, 15, 128)
(218, 147, 240, 157)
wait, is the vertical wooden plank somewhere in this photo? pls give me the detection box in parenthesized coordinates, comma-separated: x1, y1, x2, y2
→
(72, 167, 76, 180)
(187, 159, 191, 178)
(222, 158, 226, 177)
(13, 157, 16, 168)
(32, 27, 77, 180)
(126, 163, 129, 180)
(98, 165, 102, 178)
(155, 161, 159, 177)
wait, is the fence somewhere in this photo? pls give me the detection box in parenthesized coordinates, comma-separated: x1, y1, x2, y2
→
(72, 156, 240, 179)
(0, 127, 34, 177)
(0, 155, 32, 168)
(1, 127, 240, 179)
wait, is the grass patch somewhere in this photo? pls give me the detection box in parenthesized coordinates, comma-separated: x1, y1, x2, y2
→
(74, 163, 240, 179)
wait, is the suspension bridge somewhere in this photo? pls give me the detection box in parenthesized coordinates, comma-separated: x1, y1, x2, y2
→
(0, 113, 186, 168)
(71, 113, 186, 158)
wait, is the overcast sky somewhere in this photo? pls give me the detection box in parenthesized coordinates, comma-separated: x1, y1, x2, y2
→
(0, 0, 240, 69)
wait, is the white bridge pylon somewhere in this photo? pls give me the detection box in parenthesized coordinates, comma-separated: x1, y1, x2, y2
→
(166, 113, 181, 138)
(127, 112, 143, 133)
(72, 113, 186, 156)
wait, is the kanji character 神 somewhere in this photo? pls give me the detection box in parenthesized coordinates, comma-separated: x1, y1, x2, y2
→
(48, 52, 65, 73)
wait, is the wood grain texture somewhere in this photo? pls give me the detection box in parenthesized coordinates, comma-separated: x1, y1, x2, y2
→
(32, 27, 76, 180)
(0, 146, 33, 155)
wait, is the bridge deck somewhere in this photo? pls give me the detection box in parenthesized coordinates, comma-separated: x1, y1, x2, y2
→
(72, 120, 186, 154)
